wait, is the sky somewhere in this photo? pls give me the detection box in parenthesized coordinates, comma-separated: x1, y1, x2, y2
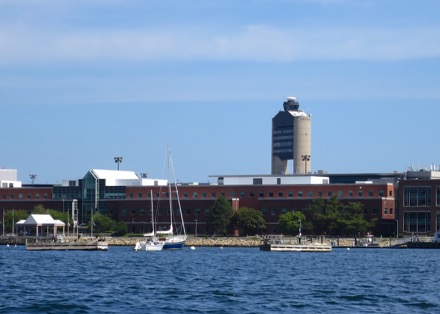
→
(1, 0, 440, 184)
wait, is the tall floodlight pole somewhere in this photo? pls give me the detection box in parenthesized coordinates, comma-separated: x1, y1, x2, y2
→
(396, 219, 399, 239)
(30, 174, 37, 186)
(2, 209, 4, 236)
(114, 157, 123, 170)
(301, 155, 311, 175)
(195, 219, 198, 238)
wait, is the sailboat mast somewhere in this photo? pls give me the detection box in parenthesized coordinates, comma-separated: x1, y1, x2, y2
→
(151, 189, 155, 235)
(168, 148, 186, 236)
(167, 147, 174, 228)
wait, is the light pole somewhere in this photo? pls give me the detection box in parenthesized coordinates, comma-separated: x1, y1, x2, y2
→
(30, 174, 37, 186)
(114, 156, 123, 170)
(298, 219, 302, 244)
(2, 209, 4, 236)
(301, 155, 310, 174)
(396, 219, 398, 239)
(195, 219, 198, 238)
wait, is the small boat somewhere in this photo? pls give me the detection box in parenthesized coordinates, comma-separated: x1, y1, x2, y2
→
(260, 235, 332, 252)
(134, 190, 165, 252)
(26, 238, 108, 251)
(134, 239, 164, 251)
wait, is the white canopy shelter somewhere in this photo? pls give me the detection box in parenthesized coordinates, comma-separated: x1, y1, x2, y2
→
(16, 214, 66, 237)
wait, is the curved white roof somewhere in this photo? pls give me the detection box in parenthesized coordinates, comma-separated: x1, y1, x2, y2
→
(91, 169, 140, 180)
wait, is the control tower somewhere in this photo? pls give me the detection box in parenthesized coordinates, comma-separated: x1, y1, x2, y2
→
(271, 97, 311, 175)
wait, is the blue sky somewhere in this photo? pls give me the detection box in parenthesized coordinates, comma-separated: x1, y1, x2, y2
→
(1, 0, 439, 184)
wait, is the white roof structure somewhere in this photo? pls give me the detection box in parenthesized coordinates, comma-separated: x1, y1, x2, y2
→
(16, 214, 65, 227)
(0, 168, 21, 188)
(210, 175, 329, 185)
(89, 169, 167, 186)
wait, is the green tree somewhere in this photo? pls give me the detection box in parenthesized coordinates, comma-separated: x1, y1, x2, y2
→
(91, 212, 116, 234)
(230, 207, 266, 235)
(207, 196, 233, 236)
(2, 209, 29, 234)
(305, 196, 374, 236)
(278, 211, 306, 235)
(113, 221, 128, 236)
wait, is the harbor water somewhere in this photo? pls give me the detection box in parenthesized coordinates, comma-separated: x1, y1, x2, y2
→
(0, 245, 438, 313)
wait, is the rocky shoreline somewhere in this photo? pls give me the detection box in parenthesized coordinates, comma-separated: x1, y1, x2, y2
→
(0, 235, 404, 248)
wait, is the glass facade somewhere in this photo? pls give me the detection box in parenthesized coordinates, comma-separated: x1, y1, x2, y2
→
(403, 187, 431, 207)
(403, 212, 431, 233)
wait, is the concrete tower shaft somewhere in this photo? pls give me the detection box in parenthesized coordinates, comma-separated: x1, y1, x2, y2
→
(293, 115, 312, 174)
(271, 97, 312, 175)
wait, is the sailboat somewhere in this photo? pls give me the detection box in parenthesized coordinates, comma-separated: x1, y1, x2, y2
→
(134, 190, 164, 251)
(159, 147, 187, 249)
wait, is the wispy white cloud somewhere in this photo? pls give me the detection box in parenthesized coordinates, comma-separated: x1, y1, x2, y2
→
(1, 23, 439, 65)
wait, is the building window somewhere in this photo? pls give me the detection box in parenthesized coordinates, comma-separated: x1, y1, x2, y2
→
(19, 193, 23, 199)
(184, 192, 188, 198)
(437, 187, 440, 206)
(404, 187, 431, 207)
(403, 212, 431, 233)
(348, 191, 353, 197)
(129, 192, 134, 198)
(44, 193, 48, 199)
(298, 191, 303, 197)
(27, 194, 31, 199)
(249, 192, 254, 198)
(259, 192, 264, 198)
(230, 192, 236, 198)
(269, 192, 274, 198)
(240, 192, 245, 198)
(379, 191, 384, 197)
(193, 192, 198, 199)
(202, 192, 207, 198)
(35, 194, 40, 199)
(358, 190, 363, 197)
(221, 192, 226, 197)
(368, 191, 374, 197)
(281, 208, 287, 214)
(328, 191, 333, 197)
(195, 208, 201, 215)
(308, 191, 313, 197)
(122, 209, 127, 216)
(318, 191, 323, 197)
(186, 208, 191, 215)
(261, 208, 268, 215)
(278, 192, 283, 197)
(288, 191, 294, 197)
(131, 209, 136, 215)
(384, 209, 388, 215)
(338, 191, 343, 198)
(271, 208, 277, 216)
(204, 208, 210, 215)
(138, 192, 143, 198)
(140, 208, 146, 215)
(389, 208, 393, 215)
(389, 190, 393, 197)
(253, 178, 263, 185)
